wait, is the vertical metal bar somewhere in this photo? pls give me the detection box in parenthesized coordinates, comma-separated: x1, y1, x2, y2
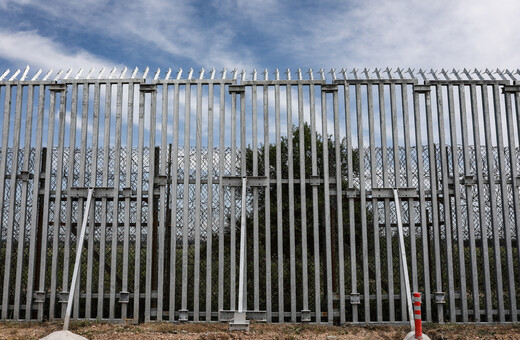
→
(122, 82, 134, 321)
(110, 82, 123, 320)
(252, 83, 259, 312)
(25, 84, 45, 320)
(61, 83, 78, 319)
(481, 84, 505, 322)
(86, 83, 101, 319)
(400, 83, 417, 295)
(333, 88, 346, 324)
(390, 82, 406, 322)
(275, 82, 284, 322)
(181, 83, 191, 316)
(356, 83, 369, 323)
(286, 83, 297, 322)
(3, 83, 23, 319)
(98, 82, 112, 319)
(74, 83, 90, 319)
(36, 87, 57, 321)
(218, 82, 225, 318)
(491, 83, 514, 321)
(321, 88, 333, 324)
(458, 84, 479, 322)
(412, 86, 431, 322)
(297, 82, 310, 317)
(240, 88, 247, 310)
(368, 83, 382, 322)
(14, 84, 35, 320)
(49, 87, 67, 320)
(230, 89, 237, 311)
(156, 83, 167, 321)
(434, 84, 456, 322)
(469, 84, 492, 321)
(64, 188, 94, 330)
(0, 84, 12, 320)
(169, 83, 180, 321)
(206, 81, 214, 321)
(346, 83, 358, 322)
(504, 87, 520, 322)
(238, 177, 247, 313)
(145, 87, 157, 322)
(310, 82, 320, 323)
(193, 82, 202, 321)
(424, 88, 444, 322)
(263, 83, 272, 322)
(378, 83, 393, 321)
(446, 84, 468, 322)
(133, 87, 145, 323)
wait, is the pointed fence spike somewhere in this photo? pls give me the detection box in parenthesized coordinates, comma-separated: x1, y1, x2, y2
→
(318, 69, 325, 80)
(307, 68, 313, 80)
(120, 67, 128, 79)
(54, 69, 64, 81)
(329, 68, 336, 80)
(21, 65, 30, 81)
(285, 68, 291, 80)
(384, 67, 393, 79)
(262, 69, 268, 80)
(188, 68, 194, 79)
(240, 69, 246, 81)
(418, 69, 428, 81)
(350, 68, 358, 80)
(0, 69, 10, 81)
(232, 68, 238, 80)
(142, 67, 150, 79)
(473, 69, 484, 80)
(340, 68, 348, 80)
(131, 67, 139, 79)
(395, 68, 405, 79)
(296, 68, 302, 80)
(440, 69, 450, 80)
(429, 69, 439, 81)
(406, 68, 416, 79)
(504, 69, 517, 81)
(199, 67, 205, 79)
(86, 68, 95, 79)
(177, 68, 183, 79)
(9, 69, 21, 81)
(63, 68, 72, 80)
(164, 68, 171, 80)
(221, 68, 227, 80)
(108, 67, 117, 79)
(252, 69, 257, 81)
(274, 69, 279, 80)
(484, 68, 495, 80)
(210, 68, 215, 80)
(98, 67, 106, 79)
(462, 68, 473, 80)
(362, 68, 370, 79)
(75, 68, 84, 79)
(153, 68, 161, 80)
(451, 69, 462, 81)
(373, 68, 382, 79)
(32, 69, 42, 81)
(494, 69, 507, 81)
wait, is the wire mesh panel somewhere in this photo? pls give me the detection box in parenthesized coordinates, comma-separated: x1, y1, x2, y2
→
(0, 67, 519, 324)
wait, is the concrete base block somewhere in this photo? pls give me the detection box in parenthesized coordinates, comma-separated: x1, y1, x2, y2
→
(403, 330, 431, 340)
(40, 330, 88, 340)
(229, 311, 249, 331)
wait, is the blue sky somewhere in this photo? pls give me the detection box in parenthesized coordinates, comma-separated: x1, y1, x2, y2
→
(0, 0, 518, 76)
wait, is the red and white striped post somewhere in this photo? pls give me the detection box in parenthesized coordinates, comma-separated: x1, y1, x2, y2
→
(413, 292, 423, 339)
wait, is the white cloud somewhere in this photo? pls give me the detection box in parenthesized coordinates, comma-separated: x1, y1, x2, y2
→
(0, 29, 112, 72)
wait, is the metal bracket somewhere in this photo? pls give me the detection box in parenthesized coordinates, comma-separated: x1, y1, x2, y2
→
(414, 85, 431, 93)
(502, 85, 520, 93)
(310, 175, 321, 186)
(139, 84, 156, 92)
(119, 291, 130, 304)
(58, 291, 69, 303)
(345, 188, 358, 198)
(155, 175, 168, 186)
(301, 309, 311, 322)
(178, 309, 189, 322)
(69, 187, 115, 198)
(229, 85, 245, 94)
(434, 292, 446, 304)
(48, 84, 67, 92)
(221, 176, 267, 187)
(18, 170, 32, 181)
(372, 187, 417, 198)
(34, 291, 46, 303)
(321, 84, 338, 93)
(350, 292, 361, 305)
(462, 175, 476, 186)
(121, 187, 134, 198)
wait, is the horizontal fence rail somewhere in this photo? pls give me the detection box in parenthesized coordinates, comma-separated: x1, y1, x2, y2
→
(0, 66, 519, 324)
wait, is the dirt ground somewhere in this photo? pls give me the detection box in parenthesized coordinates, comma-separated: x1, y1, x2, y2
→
(1, 321, 520, 340)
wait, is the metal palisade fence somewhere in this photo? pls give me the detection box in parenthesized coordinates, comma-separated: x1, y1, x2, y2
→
(0, 66, 519, 324)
